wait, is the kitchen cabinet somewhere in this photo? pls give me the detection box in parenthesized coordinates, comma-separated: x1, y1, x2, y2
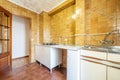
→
(107, 53, 120, 80)
(35, 45, 62, 72)
(81, 49, 120, 80)
(108, 67, 120, 80)
(108, 53, 120, 62)
(67, 49, 80, 80)
(80, 49, 106, 80)
(81, 59, 106, 80)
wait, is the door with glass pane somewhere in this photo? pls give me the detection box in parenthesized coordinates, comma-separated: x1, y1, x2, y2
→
(0, 6, 12, 70)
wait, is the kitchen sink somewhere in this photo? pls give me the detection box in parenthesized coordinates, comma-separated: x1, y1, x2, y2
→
(108, 47, 120, 53)
(84, 45, 120, 53)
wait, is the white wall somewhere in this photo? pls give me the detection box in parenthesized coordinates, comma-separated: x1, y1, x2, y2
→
(12, 15, 30, 59)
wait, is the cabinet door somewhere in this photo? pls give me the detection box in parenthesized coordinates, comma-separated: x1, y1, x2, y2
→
(67, 50, 80, 80)
(108, 67, 120, 80)
(81, 59, 106, 80)
(50, 48, 62, 69)
(108, 53, 120, 63)
(35, 45, 41, 61)
(42, 47, 50, 68)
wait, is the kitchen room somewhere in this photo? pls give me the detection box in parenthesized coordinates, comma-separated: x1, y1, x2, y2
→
(0, 0, 120, 80)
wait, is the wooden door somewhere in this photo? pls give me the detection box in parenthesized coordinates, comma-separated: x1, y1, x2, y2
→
(0, 6, 12, 70)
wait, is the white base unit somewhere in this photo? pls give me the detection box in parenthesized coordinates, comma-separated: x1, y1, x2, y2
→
(108, 53, 120, 80)
(35, 45, 62, 71)
(81, 49, 120, 80)
(108, 67, 120, 80)
(80, 50, 107, 80)
(81, 59, 106, 80)
(108, 53, 120, 63)
(67, 50, 80, 80)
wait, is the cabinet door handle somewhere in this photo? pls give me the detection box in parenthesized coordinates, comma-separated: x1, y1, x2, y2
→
(81, 59, 120, 70)
(107, 65, 120, 70)
(81, 58, 106, 65)
(81, 55, 106, 61)
(107, 60, 120, 65)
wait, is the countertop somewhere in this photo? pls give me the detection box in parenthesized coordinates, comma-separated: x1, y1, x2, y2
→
(35, 44, 82, 50)
(52, 45, 83, 50)
(35, 44, 120, 54)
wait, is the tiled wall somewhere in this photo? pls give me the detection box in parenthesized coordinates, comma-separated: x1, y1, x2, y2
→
(62, 49, 67, 67)
(39, 12, 51, 44)
(117, 0, 120, 28)
(85, 0, 120, 45)
(39, 0, 119, 46)
(0, 0, 39, 62)
(50, 5, 75, 45)
(117, 0, 120, 45)
(39, 14, 44, 44)
(75, 0, 86, 45)
(39, 5, 76, 45)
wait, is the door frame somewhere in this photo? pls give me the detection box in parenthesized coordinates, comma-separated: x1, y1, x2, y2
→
(11, 14, 32, 64)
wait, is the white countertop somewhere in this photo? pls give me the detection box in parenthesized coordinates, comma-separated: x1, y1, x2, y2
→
(35, 44, 82, 50)
(52, 45, 82, 50)
(35, 44, 120, 54)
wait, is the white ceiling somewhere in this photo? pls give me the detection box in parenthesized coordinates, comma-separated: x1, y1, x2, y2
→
(8, 0, 65, 14)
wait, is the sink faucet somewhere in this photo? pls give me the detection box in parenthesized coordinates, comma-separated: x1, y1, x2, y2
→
(100, 29, 119, 45)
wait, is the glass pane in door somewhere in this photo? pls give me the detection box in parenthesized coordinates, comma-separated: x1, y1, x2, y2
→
(0, 12, 2, 25)
(7, 17, 10, 27)
(7, 28, 10, 39)
(0, 41, 2, 53)
(3, 41, 8, 53)
(3, 27, 8, 39)
(4, 14, 8, 26)
(0, 26, 2, 39)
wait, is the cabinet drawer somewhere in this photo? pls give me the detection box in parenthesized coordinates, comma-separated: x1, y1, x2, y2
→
(81, 50, 107, 60)
(108, 53, 120, 63)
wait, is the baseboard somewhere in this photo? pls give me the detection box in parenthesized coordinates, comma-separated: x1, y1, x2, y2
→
(12, 55, 29, 60)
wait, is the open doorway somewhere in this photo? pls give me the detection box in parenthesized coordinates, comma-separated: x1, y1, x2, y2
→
(12, 15, 31, 69)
